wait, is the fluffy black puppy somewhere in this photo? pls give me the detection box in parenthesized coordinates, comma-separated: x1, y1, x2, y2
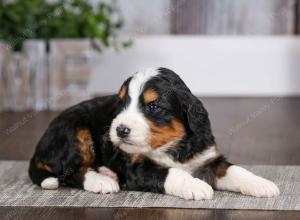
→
(29, 68, 279, 200)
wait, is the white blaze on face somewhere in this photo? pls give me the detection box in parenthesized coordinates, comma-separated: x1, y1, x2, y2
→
(110, 68, 159, 153)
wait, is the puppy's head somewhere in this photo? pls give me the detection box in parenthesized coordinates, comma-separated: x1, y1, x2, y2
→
(109, 67, 214, 154)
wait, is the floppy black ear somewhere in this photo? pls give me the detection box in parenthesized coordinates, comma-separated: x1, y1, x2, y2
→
(186, 94, 215, 144)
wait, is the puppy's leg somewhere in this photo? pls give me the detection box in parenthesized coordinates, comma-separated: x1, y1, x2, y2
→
(211, 157, 280, 197)
(62, 166, 119, 194)
(126, 158, 213, 200)
(56, 129, 120, 194)
(29, 159, 59, 190)
(82, 168, 120, 194)
(165, 168, 214, 200)
(98, 166, 119, 182)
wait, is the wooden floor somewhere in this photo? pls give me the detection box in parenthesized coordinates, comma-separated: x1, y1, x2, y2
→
(0, 98, 299, 220)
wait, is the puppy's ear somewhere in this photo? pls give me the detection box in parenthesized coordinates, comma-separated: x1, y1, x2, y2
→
(186, 94, 210, 134)
(185, 94, 214, 144)
(118, 76, 132, 100)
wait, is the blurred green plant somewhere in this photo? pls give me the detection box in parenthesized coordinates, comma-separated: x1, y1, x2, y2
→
(0, 0, 131, 51)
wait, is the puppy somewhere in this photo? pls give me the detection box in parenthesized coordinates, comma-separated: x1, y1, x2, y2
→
(29, 67, 279, 200)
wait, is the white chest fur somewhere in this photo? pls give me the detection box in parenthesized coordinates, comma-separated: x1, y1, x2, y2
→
(144, 146, 219, 173)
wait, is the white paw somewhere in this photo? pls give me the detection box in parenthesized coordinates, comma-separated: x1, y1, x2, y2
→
(216, 165, 280, 198)
(164, 168, 213, 200)
(41, 177, 59, 190)
(98, 166, 119, 182)
(83, 170, 120, 194)
(239, 175, 280, 198)
(179, 177, 214, 200)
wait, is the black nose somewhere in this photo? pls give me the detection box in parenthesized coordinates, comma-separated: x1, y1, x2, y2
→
(116, 124, 131, 138)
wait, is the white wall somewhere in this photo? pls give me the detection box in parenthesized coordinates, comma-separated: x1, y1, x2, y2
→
(118, 0, 170, 35)
(89, 36, 300, 96)
(91, 0, 171, 35)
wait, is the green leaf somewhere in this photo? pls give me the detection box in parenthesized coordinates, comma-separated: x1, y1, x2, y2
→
(0, 0, 131, 51)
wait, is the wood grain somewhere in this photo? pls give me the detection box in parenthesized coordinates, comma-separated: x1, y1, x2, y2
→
(295, 0, 300, 34)
(171, 0, 297, 35)
(0, 207, 299, 220)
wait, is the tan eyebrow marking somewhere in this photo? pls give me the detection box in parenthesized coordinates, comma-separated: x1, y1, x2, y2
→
(143, 89, 159, 104)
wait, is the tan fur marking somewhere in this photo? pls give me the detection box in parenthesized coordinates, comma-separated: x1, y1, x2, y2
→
(149, 119, 185, 149)
(77, 129, 94, 166)
(36, 162, 52, 172)
(143, 89, 159, 104)
(130, 154, 145, 163)
(216, 161, 231, 178)
(119, 85, 127, 100)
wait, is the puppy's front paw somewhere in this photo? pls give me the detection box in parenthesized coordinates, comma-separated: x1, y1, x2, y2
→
(180, 177, 214, 200)
(216, 165, 280, 198)
(98, 166, 119, 182)
(239, 175, 280, 198)
(164, 168, 213, 200)
(83, 170, 120, 194)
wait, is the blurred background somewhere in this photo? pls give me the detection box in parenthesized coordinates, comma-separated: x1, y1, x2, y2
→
(1, 0, 300, 111)
(0, 0, 299, 164)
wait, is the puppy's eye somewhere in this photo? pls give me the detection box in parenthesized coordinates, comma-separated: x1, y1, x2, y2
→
(147, 102, 161, 112)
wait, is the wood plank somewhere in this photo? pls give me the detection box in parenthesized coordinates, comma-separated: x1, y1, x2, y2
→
(0, 207, 299, 220)
(1, 98, 300, 164)
(0, 111, 59, 160)
(171, 0, 296, 35)
(49, 40, 92, 110)
(295, 0, 300, 34)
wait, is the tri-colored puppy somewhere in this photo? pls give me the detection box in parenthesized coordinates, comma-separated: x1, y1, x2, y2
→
(29, 68, 279, 200)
